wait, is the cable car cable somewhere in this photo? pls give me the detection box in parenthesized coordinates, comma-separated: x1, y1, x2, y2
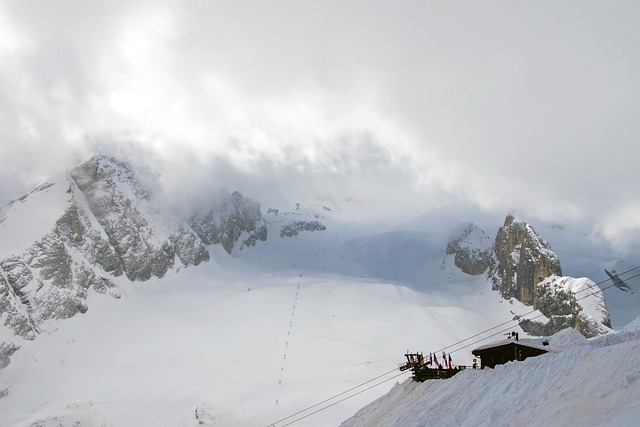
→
(267, 265, 640, 426)
(266, 366, 406, 427)
(275, 371, 408, 427)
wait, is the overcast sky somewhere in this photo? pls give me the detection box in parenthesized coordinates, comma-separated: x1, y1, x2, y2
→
(1, 1, 639, 250)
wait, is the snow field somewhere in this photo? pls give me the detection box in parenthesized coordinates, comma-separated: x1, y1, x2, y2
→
(0, 256, 528, 426)
(1, 198, 630, 426)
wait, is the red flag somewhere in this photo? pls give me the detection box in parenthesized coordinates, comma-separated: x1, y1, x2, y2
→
(447, 353, 453, 369)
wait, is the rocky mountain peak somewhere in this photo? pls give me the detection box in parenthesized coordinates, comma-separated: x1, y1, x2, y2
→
(486, 214, 611, 337)
(503, 213, 516, 227)
(0, 156, 207, 344)
(490, 215, 562, 305)
(190, 190, 267, 254)
(0, 156, 331, 367)
(68, 155, 209, 281)
(445, 222, 494, 275)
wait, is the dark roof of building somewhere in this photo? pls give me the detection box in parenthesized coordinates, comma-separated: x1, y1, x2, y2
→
(472, 339, 549, 355)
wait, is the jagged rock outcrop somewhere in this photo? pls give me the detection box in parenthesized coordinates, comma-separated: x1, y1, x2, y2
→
(280, 220, 326, 238)
(0, 211, 122, 339)
(69, 157, 209, 280)
(519, 275, 612, 338)
(445, 223, 494, 275)
(490, 214, 562, 305)
(0, 156, 258, 343)
(169, 225, 211, 266)
(489, 214, 610, 337)
(190, 191, 267, 254)
(0, 340, 19, 369)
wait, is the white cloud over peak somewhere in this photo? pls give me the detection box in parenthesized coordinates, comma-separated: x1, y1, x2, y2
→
(1, 0, 639, 250)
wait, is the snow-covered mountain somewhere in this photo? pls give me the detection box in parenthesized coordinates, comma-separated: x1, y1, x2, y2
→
(444, 222, 493, 275)
(0, 156, 327, 365)
(0, 155, 636, 426)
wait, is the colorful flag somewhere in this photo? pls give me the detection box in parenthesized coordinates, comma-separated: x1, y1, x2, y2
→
(448, 353, 453, 369)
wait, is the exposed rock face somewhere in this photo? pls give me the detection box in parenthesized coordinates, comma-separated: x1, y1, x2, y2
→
(0, 341, 19, 369)
(445, 223, 494, 275)
(0, 156, 263, 343)
(170, 225, 211, 266)
(0, 203, 122, 339)
(190, 191, 267, 254)
(519, 275, 612, 338)
(69, 157, 209, 280)
(488, 214, 610, 337)
(280, 220, 326, 238)
(490, 214, 562, 305)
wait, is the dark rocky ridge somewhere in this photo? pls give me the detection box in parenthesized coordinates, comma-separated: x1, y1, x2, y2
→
(445, 223, 493, 275)
(488, 215, 610, 337)
(280, 220, 326, 238)
(520, 275, 611, 337)
(490, 214, 563, 306)
(0, 155, 325, 355)
(446, 214, 611, 338)
(0, 156, 229, 341)
(190, 191, 267, 254)
(70, 157, 210, 280)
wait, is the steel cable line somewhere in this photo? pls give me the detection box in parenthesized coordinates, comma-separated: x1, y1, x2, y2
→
(268, 265, 640, 425)
(275, 371, 409, 427)
(266, 366, 407, 427)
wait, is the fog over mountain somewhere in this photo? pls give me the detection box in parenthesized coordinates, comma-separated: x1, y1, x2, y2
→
(1, 1, 640, 255)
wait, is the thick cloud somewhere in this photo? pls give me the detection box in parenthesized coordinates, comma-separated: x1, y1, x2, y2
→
(1, 1, 639, 250)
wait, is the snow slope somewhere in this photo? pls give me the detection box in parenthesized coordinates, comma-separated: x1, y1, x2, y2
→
(342, 323, 640, 427)
(0, 175, 71, 259)
(0, 237, 533, 426)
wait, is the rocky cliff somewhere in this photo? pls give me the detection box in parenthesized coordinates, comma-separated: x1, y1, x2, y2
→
(0, 156, 210, 342)
(69, 156, 210, 280)
(444, 222, 493, 275)
(490, 214, 562, 305)
(190, 191, 267, 254)
(519, 275, 612, 337)
(443, 215, 611, 337)
(0, 156, 327, 359)
(488, 214, 610, 337)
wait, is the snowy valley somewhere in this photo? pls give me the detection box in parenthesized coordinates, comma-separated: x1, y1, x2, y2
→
(0, 156, 638, 426)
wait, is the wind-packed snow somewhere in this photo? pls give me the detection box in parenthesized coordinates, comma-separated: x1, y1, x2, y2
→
(342, 323, 640, 427)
